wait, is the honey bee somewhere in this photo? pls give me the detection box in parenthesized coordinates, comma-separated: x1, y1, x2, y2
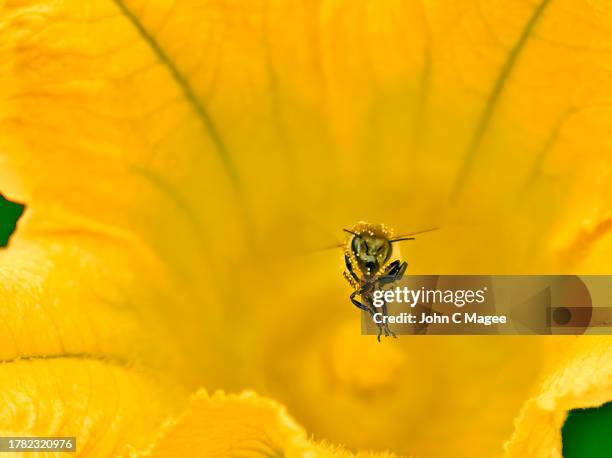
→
(342, 222, 436, 342)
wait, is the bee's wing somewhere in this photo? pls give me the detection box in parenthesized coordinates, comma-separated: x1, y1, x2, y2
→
(298, 242, 345, 256)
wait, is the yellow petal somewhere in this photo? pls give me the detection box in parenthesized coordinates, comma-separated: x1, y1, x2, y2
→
(1, 0, 612, 457)
(137, 390, 396, 458)
(0, 231, 202, 453)
(505, 336, 612, 457)
(139, 390, 309, 458)
(0, 358, 184, 457)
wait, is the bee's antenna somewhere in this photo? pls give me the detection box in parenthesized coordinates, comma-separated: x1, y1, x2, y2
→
(390, 227, 439, 241)
(390, 237, 415, 243)
(343, 229, 358, 236)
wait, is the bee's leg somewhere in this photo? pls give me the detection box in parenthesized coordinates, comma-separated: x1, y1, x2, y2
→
(344, 254, 360, 283)
(375, 313, 384, 342)
(387, 262, 406, 338)
(374, 307, 383, 342)
(377, 263, 404, 339)
(382, 302, 397, 338)
(380, 301, 389, 337)
(379, 260, 400, 286)
(379, 260, 406, 287)
(350, 290, 372, 315)
(350, 290, 383, 341)
(384, 259, 407, 281)
(384, 259, 401, 274)
(394, 261, 408, 281)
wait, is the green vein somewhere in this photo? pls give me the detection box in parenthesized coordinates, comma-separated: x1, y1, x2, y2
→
(261, 4, 295, 169)
(413, 4, 432, 148)
(130, 164, 213, 262)
(112, 0, 244, 196)
(450, 0, 553, 199)
(522, 106, 575, 190)
(1, 352, 132, 368)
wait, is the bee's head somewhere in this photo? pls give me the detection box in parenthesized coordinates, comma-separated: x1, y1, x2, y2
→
(345, 222, 392, 277)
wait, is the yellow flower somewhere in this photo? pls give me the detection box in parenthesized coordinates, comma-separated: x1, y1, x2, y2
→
(505, 336, 612, 457)
(136, 390, 397, 458)
(0, 0, 611, 456)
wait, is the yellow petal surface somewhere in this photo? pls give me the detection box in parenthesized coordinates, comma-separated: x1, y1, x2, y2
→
(1, 0, 612, 457)
(0, 230, 199, 455)
(140, 390, 396, 458)
(0, 358, 182, 457)
(505, 336, 612, 457)
(140, 390, 310, 458)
